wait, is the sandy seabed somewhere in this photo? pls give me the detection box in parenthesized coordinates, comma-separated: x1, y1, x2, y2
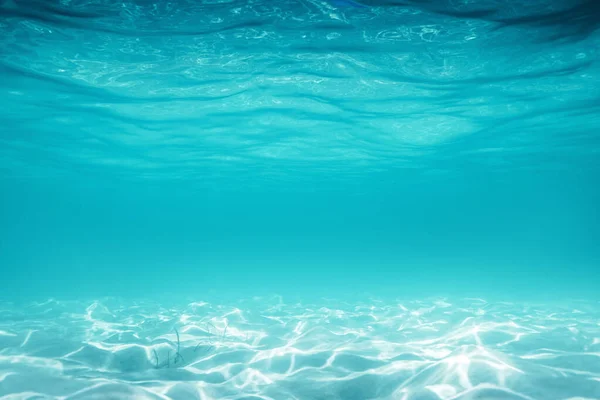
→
(0, 297, 599, 400)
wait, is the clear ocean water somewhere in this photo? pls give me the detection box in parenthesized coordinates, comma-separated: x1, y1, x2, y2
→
(1, 0, 599, 399)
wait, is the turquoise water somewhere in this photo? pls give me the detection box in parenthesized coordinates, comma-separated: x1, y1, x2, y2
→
(1, 0, 599, 398)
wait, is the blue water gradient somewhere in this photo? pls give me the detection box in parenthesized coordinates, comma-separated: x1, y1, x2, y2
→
(1, 0, 599, 301)
(1, 0, 600, 398)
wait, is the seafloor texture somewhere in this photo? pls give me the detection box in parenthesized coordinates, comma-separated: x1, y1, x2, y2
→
(0, 297, 599, 399)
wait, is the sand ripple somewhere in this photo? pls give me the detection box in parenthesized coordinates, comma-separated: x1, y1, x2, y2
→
(0, 297, 599, 399)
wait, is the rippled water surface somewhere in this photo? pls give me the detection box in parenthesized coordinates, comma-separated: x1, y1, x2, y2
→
(1, 0, 600, 398)
(1, 0, 599, 180)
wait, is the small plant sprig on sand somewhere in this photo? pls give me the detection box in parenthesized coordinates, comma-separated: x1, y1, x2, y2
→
(153, 349, 159, 369)
(172, 328, 185, 365)
(153, 322, 230, 369)
(194, 321, 228, 353)
(152, 328, 185, 369)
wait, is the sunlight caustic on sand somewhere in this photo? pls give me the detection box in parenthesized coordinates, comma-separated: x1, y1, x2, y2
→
(0, 297, 599, 399)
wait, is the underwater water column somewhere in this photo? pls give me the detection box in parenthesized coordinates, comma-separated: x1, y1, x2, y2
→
(0, 0, 599, 399)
